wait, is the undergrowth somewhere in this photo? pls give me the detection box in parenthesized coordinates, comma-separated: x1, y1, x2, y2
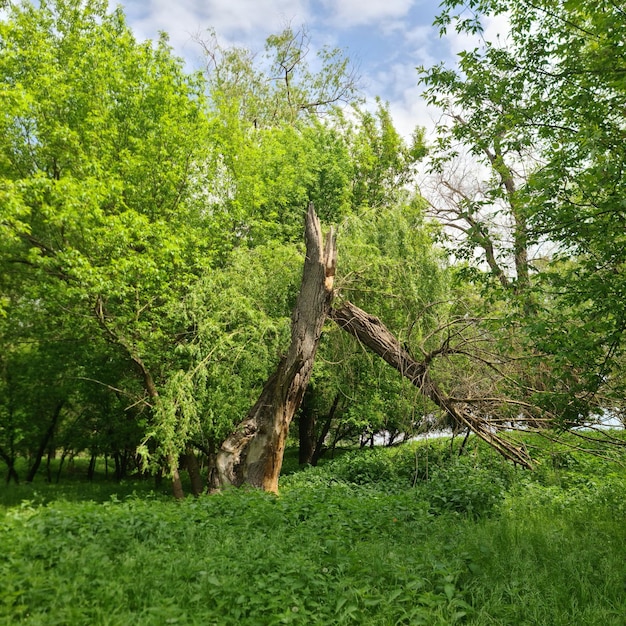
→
(1, 433, 625, 624)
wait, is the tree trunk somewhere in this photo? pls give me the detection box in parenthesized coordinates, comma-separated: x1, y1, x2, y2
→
(45, 446, 54, 483)
(310, 393, 340, 466)
(56, 449, 69, 483)
(184, 447, 203, 496)
(26, 400, 64, 483)
(0, 447, 19, 484)
(298, 387, 317, 465)
(87, 452, 97, 481)
(330, 300, 532, 469)
(213, 204, 336, 492)
(169, 454, 185, 500)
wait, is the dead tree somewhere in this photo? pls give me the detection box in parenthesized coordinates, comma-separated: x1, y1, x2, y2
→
(210, 203, 336, 493)
(330, 300, 533, 469)
(209, 204, 534, 495)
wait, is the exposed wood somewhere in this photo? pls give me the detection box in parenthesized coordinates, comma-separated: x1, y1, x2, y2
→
(212, 203, 337, 492)
(330, 300, 533, 469)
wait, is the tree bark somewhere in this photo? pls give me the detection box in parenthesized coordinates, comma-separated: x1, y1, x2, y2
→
(310, 392, 340, 466)
(0, 447, 19, 484)
(168, 454, 185, 500)
(87, 451, 97, 481)
(330, 300, 532, 469)
(213, 204, 336, 492)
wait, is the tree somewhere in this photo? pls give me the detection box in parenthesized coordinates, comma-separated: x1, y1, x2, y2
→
(0, 0, 391, 490)
(199, 25, 360, 128)
(349, 101, 427, 210)
(3, 0, 541, 493)
(210, 204, 336, 493)
(419, 30, 536, 296)
(331, 300, 532, 467)
(421, 0, 626, 423)
(305, 198, 449, 452)
(0, 0, 216, 489)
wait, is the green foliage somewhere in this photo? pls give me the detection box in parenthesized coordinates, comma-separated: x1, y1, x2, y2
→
(423, 461, 506, 518)
(1, 0, 441, 479)
(203, 25, 360, 127)
(1, 435, 626, 624)
(348, 101, 426, 210)
(338, 199, 445, 335)
(424, 0, 626, 418)
(0, 0, 217, 474)
(312, 447, 410, 486)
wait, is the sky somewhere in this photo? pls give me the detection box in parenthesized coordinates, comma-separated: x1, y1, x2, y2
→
(115, 0, 502, 139)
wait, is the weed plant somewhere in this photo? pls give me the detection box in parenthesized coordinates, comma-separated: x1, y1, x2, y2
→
(1, 433, 625, 624)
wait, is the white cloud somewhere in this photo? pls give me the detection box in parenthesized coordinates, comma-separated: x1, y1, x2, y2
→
(121, 0, 313, 67)
(445, 11, 512, 57)
(318, 0, 414, 28)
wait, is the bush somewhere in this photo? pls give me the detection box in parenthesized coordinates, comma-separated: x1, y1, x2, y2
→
(2, 434, 626, 624)
(323, 448, 402, 485)
(311, 440, 461, 488)
(422, 460, 507, 518)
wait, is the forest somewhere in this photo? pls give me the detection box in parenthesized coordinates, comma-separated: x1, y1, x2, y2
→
(1, 0, 626, 623)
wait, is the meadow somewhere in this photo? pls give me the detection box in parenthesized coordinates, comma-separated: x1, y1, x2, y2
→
(1, 435, 626, 625)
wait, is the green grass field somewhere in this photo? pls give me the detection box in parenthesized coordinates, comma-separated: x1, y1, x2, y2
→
(1, 435, 625, 625)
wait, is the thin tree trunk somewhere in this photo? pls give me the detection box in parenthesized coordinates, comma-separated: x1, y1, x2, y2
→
(45, 446, 54, 483)
(113, 451, 121, 480)
(184, 447, 203, 496)
(26, 400, 64, 483)
(298, 387, 317, 465)
(169, 455, 185, 500)
(0, 447, 19, 484)
(56, 449, 68, 483)
(213, 204, 336, 492)
(330, 301, 532, 469)
(87, 452, 97, 481)
(311, 393, 340, 466)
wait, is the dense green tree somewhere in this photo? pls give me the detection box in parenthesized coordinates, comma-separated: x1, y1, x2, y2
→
(200, 25, 360, 128)
(349, 102, 427, 210)
(0, 0, 218, 485)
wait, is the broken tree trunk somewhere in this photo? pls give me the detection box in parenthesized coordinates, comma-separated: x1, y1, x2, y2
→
(212, 203, 337, 493)
(330, 300, 533, 469)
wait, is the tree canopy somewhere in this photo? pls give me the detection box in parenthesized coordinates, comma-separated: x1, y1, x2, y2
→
(420, 0, 626, 423)
(0, 0, 441, 488)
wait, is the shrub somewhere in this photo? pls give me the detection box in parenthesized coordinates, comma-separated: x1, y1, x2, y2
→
(422, 460, 507, 518)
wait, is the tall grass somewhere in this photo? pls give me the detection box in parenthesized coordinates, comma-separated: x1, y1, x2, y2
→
(1, 434, 625, 624)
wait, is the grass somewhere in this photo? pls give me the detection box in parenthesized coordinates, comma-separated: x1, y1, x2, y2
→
(1, 434, 625, 625)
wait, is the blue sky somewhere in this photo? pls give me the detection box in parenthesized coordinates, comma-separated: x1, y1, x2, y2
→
(116, 0, 504, 138)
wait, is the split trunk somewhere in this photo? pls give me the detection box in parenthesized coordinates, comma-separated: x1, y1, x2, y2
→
(211, 204, 336, 493)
